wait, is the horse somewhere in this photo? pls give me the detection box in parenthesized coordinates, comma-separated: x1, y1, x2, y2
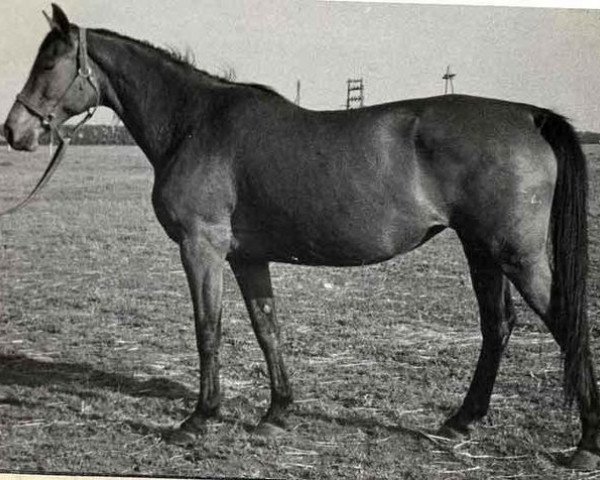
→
(4, 4, 599, 469)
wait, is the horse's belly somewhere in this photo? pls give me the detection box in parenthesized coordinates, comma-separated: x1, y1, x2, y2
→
(230, 213, 441, 267)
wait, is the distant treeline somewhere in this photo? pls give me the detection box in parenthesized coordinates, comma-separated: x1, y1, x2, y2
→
(0, 124, 135, 146)
(578, 131, 600, 144)
(1, 124, 600, 146)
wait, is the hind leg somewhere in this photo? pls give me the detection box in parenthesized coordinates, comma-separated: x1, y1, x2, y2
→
(505, 257, 600, 469)
(439, 240, 517, 437)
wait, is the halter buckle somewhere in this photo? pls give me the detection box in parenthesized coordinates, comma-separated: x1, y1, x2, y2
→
(78, 66, 92, 78)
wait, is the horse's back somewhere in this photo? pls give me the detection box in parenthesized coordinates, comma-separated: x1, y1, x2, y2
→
(229, 96, 448, 265)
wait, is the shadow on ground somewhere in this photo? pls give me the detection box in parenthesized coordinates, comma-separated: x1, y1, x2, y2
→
(0, 353, 196, 400)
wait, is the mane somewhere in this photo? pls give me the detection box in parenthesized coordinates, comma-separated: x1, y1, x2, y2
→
(91, 28, 279, 96)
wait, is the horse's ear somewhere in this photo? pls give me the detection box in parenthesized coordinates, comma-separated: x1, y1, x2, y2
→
(49, 3, 70, 37)
(42, 10, 54, 29)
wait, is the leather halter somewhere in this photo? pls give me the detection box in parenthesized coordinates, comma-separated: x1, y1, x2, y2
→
(16, 27, 100, 141)
(0, 27, 100, 217)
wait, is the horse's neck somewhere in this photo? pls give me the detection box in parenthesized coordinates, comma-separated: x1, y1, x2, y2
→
(87, 30, 212, 169)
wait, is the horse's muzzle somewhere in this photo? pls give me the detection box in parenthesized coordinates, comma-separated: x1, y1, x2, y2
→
(4, 104, 42, 151)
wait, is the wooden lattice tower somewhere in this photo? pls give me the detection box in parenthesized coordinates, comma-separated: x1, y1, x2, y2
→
(346, 78, 364, 109)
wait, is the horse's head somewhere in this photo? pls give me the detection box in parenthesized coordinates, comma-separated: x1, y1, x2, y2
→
(4, 4, 99, 151)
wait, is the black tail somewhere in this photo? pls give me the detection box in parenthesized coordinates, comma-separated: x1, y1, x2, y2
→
(538, 111, 594, 407)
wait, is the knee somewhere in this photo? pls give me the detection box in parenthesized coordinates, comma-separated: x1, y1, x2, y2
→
(198, 330, 221, 353)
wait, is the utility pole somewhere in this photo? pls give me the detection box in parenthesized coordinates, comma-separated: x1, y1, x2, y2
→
(346, 78, 364, 109)
(442, 65, 456, 94)
(295, 80, 301, 106)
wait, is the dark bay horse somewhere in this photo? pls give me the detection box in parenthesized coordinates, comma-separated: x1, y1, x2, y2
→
(4, 4, 599, 468)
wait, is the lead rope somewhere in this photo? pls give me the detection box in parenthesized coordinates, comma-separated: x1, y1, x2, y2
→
(0, 138, 70, 217)
(0, 27, 99, 217)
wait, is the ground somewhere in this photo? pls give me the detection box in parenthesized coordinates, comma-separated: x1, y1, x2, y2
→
(0, 144, 599, 479)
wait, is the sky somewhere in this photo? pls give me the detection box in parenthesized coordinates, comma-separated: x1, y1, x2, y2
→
(0, 1, 599, 130)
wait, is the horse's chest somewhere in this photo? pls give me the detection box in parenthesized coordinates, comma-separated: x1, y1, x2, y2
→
(151, 172, 234, 244)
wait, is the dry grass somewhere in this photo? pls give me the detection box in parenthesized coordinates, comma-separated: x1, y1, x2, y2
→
(0, 144, 599, 479)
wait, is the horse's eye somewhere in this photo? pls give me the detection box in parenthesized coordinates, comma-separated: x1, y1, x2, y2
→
(42, 63, 54, 71)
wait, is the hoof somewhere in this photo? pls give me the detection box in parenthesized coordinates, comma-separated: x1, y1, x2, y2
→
(436, 422, 471, 440)
(165, 415, 220, 446)
(568, 449, 600, 470)
(254, 421, 287, 438)
(165, 427, 198, 447)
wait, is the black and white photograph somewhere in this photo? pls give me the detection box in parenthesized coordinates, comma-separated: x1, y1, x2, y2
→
(1, 0, 600, 478)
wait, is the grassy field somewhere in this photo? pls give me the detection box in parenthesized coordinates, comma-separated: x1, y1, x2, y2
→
(0, 144, 600, 479)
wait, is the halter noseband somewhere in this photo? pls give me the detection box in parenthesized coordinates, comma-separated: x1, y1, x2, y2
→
(15, 26, 100, 142)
